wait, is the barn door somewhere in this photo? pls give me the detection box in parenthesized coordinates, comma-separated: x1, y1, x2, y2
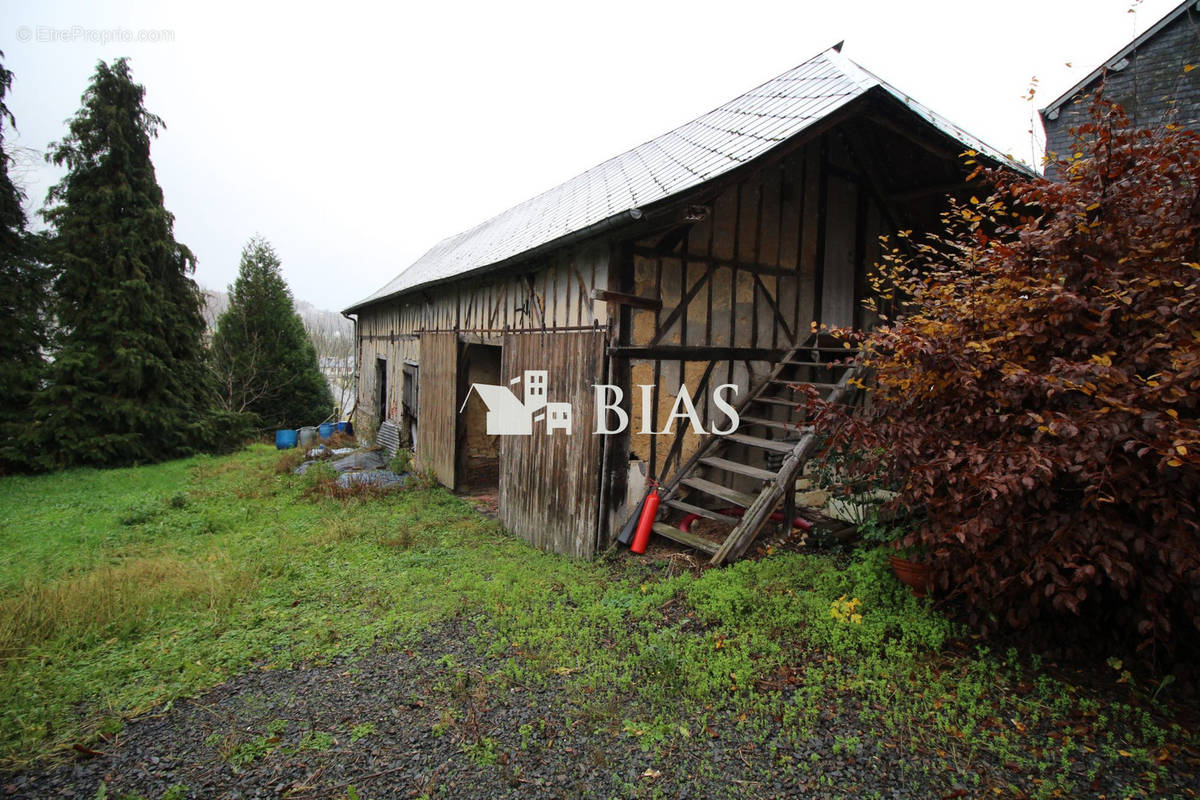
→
(417, 332, 459, 489)
(499, 329, 607, 559)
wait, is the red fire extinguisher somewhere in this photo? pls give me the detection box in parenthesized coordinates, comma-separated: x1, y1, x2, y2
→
(630, 483, 660, 555)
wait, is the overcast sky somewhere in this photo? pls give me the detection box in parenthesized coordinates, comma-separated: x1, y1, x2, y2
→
(0, 0, 1185, 312)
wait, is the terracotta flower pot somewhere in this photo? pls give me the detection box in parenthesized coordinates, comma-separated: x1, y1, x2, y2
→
(889, 554, 934, 598)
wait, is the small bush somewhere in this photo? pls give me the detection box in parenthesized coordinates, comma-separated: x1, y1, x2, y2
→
(326, 431, 356, 449)
(299, 462, 338, 495)
(117, 498, 162, 526)
(274, 449, 306, 475)
(388, 449, 412, 474)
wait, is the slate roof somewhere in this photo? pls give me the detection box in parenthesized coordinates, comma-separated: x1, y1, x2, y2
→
(347, 45, 1017, 313)
(1042, 0, 1199, 118)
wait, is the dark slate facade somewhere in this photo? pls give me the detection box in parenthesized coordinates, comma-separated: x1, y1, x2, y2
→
(1041, 0, 1200, 161)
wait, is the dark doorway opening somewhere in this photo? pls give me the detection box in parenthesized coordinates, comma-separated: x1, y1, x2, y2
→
(402, 361, 419, 449)
(375, 357, 388, 423)
(457, 343, 502, 491)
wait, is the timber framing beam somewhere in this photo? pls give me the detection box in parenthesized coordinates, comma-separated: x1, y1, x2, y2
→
(608, 345, 788, 361)
(646, 264, 714, 347)
(631, 246, 800, 279)
(590, 289, 662, 311)
(887, 181, 973, 203)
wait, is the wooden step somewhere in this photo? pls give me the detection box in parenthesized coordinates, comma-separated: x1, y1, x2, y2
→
(664, 499, 741, 524)
(681, 477, 757, 508)
(739, 415, 810, 433)
(795, 346, 862, 354)
(767, 380, 839, 390)
(779, 360, 855, 369)
(750, 395, 801, 408)
(700, 456, 777, 482)
(722, 432, 797, 453)
(651, 522, 720, 555)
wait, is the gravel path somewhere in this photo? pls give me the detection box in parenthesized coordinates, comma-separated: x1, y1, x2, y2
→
(3, 617, 1194, 799)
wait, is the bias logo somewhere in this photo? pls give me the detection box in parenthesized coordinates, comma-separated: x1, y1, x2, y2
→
(461, 370, 739, 436)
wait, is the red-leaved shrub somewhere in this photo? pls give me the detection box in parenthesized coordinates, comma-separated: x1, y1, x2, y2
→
(823, 104, 1200, 659)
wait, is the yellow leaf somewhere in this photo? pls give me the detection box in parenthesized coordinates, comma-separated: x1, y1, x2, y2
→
(1176, 445, 1188, 456)
(1167, 409, 1179, 419)
(1168, 458, 1183, 467)
(1186, 64, 1196, 72)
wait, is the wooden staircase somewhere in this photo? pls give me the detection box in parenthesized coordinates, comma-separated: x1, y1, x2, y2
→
(649, 344, 864, 566)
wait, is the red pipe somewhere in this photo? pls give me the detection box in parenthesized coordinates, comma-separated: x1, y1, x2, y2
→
(678, 507, 812, 533)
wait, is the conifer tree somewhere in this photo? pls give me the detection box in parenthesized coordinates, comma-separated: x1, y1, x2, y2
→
(211, 236, 333, 430)
(0, 53, 47, 472)
(36, 58, 216, 468)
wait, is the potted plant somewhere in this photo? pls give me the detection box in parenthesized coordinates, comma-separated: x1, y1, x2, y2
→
(858, 515, 933, 598)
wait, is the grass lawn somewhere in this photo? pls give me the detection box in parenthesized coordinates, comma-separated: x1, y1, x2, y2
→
(0, 445, 1196, 797)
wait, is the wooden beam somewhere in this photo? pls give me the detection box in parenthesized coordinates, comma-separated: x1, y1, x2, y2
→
(608, 345, 787, 361)
(646, 264, 714, 347)
(752, 273, 795, 344)
(651, 522, 720, 555)
(864, 112, 958, 159)
(658, 360, 715, 480)
(590, 289, 662, 311)
(630, 246, 799, 279)
(887, 181, 972, 203)
(652, 223, 693, 254)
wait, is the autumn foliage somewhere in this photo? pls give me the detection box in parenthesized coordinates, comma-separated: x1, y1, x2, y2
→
(829, 105, 1200, 658)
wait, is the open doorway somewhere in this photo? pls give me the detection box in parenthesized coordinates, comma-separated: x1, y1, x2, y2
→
(457, 343, 502, 491)
(374, 357, 388, 423)
(402, 361, 418, 449)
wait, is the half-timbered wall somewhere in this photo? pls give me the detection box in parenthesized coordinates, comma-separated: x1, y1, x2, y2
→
(608, 130, 889, 542)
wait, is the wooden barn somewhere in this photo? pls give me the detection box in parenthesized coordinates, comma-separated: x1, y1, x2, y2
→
(1041, 0, 1200, 160)
(343, 44, 1019, 562)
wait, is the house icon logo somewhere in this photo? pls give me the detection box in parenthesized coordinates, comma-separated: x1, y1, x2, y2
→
(460, 370, 573, 435)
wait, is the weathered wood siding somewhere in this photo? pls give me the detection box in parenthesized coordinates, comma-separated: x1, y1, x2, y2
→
(353, 239, 610, 438)
(499, 330, 606, 559)
(416, 332, 459, 488)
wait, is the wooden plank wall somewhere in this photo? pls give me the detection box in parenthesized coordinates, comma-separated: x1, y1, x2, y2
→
(416, 332, 459, 488)
(499, 330, 607, 559)
(353, 240, 610, 436)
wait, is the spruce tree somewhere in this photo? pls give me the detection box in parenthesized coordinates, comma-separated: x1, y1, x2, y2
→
(37, 58, 215, 468)
(211, 236, 332, 430)
(0, 52, 48, 472)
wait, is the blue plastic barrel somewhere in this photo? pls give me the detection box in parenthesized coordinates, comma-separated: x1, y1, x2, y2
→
(318, 422, 335, 439)
(275, 429, 298, 450)
(335, 421, 348, 434)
